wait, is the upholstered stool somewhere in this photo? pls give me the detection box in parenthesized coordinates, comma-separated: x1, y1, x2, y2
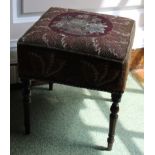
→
(17, 7, 135, 150)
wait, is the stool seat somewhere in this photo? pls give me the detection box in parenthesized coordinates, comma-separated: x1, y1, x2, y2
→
(18, 7, 135, 63)
(18, 7, 135, 93)
(17, 7, 135, 151)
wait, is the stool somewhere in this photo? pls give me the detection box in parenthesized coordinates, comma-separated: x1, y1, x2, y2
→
(17, 7, 135, 150)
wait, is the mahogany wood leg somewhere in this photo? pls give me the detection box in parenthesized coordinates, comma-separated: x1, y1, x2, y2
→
(49, 81, 53, 91)
(22, 79, 31, 134)
(107, 92, 122, 151)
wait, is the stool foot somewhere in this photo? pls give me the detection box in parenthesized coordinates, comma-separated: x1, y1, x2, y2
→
(22, 79, 31, 134)
(49, 81, 53, 90)
(107, 92, 122, 151)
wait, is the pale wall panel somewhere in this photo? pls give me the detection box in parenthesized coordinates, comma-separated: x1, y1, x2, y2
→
(23, 0, 143, 13)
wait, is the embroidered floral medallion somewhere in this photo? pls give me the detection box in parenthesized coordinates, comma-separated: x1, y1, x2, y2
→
(49, 12, 113, 37)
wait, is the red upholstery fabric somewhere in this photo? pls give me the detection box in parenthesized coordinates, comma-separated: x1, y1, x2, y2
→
(18, 7, 135, 93)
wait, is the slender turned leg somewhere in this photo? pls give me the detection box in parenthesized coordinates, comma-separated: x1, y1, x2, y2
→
(107, 92, 122, 151)
(22, 79, 31, 134)
(49, 81, 53, 90)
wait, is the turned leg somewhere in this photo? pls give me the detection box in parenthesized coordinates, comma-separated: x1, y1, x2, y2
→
(49, 81, 53, 90)
(22, 79, 31, 134)
(107, 92, 122, 151)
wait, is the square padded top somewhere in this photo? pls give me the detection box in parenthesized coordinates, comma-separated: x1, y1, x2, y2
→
(18, 7, 135, 63)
